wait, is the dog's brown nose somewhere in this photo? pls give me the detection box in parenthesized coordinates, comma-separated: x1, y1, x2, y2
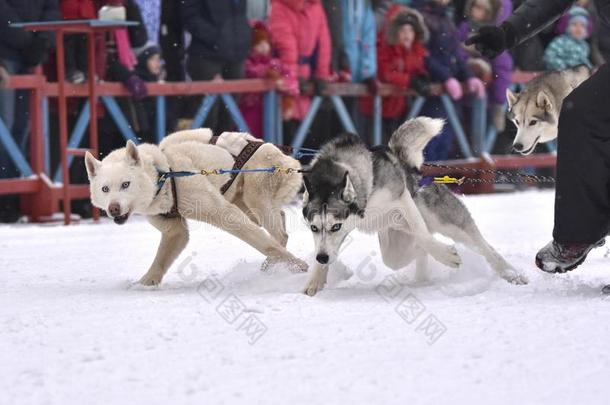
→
(108, 202, 121, 217)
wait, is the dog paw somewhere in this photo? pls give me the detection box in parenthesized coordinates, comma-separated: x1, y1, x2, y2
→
(431, 244, 462, 268)
(139, 272, 163, 286)
(502, 270, 528, 285)
(288, 257, 308, 273)
(303, 277, 324, 296)
(261, 256, 308, 273)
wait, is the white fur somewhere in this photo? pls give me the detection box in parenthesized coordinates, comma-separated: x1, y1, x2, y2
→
(85, 130, 307, 285)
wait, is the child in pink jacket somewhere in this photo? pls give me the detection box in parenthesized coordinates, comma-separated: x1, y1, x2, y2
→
(240, 21, 297, 138)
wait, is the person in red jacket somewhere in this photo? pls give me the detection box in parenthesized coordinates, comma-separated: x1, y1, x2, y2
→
(60, 0, 98, 83)
(360, 6, 431, 143)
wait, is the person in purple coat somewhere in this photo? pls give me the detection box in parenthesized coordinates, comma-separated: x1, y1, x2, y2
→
(457, 0, 513, 132)
(412, 0, 486, 161)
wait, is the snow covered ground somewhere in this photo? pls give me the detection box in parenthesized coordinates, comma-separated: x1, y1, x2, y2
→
(1, 190, 610, 405)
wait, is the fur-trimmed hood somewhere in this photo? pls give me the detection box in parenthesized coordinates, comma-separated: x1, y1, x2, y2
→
(385, 7, 430, 45)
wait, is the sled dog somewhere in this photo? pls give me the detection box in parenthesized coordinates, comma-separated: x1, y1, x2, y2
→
(85, 129, 307, 285)
(301, 117, 527, 296)
(507, 65, 590, 155)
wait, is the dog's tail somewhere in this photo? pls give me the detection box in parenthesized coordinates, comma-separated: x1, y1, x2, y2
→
(388, 117, 444, 170)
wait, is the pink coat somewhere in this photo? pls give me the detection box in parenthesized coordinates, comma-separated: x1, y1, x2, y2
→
(269, 0, 332, 120)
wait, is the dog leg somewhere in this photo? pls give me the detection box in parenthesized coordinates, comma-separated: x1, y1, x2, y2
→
(140, 215, 189, 286)
(378, 227, 417, 270)
(414, 248, 429, 284)
(259, 206, 289, 247)
(242, 192, 290, 247)
(233, 197, 261, 226)
(398, 193, 462, 268)
(303, 263, 329, 296)
(185, 191, 307, 273)
(440, 222, 527, 285)
(417, 201, 527, 285)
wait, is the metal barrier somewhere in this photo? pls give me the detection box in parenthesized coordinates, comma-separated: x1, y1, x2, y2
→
(0, 76, 279, 223)
(0, 70, 555, 223)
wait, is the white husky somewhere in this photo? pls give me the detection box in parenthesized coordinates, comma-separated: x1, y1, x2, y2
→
(85, 129, 307, 285)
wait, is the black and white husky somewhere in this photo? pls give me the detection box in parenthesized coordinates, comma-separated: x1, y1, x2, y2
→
(301, 117, 528, 296)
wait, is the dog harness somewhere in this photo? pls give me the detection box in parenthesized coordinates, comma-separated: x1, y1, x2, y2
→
(155, 138, 298, 218)
(159, 172, 181, 219)
(209, 136, 294, 195)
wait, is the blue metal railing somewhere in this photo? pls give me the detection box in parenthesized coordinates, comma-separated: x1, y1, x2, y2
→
(0, 80, 531, 182)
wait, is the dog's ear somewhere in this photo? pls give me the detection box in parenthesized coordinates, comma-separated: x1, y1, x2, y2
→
(506, 88, 518, 110)
(125, 140, 140, 166)
(536, 91, 552, 112)
(84, 151, 101, 179)
(341, 172, 356, 204)
(302, 175, 312, 204)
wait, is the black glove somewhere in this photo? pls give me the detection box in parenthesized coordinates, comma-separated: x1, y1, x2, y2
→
(464, 22, 515, 59)
(23, 36, 51, 68)
(365, 77, 380, 95)
(313, 78, 328, 96)
(410, 75, 431, 97)
(124, 75, 148, 101)
(298, 77, 309, 93)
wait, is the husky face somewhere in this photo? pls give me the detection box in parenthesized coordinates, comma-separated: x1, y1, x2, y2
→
(302, 168, 362, 265)
(507, 88, 558, 155)
(85, 141, 156, 225)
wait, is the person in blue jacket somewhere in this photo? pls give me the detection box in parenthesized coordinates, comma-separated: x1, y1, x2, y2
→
(342, 0, 377, 84)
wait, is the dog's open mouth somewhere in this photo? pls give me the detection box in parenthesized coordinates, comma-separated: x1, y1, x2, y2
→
(520, 136, 540, 155)
(113, 213, 130, 225)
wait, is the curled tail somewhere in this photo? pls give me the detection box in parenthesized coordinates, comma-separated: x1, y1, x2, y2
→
(388, 117, 444, 170)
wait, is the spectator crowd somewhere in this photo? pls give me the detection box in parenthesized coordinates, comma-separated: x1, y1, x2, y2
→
(0, 0, 608, 221)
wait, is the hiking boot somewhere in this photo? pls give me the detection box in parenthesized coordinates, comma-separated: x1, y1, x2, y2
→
(535, 238, 605, 273)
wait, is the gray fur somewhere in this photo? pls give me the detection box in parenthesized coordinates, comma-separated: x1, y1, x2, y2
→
(508, 65, 590, 154)
(301, 117, 527, 296)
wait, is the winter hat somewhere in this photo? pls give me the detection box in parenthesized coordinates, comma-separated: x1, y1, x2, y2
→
(136, 44, 161, 65)
(251, 21, 271, 47)
(567, 6, 590, 31)
(387, 7, 429, 45)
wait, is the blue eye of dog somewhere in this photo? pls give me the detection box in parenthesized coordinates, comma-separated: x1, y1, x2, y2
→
(529, 120, 537, 126)
(311, 225, 319, 232)
(121, 181, 131, 190)
(102, 186, 110, 193)
(331, 224, 342, 232)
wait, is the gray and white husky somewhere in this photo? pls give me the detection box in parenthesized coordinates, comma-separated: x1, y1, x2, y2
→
(301, 117, 527, 296)
(507, 65, 590, 155)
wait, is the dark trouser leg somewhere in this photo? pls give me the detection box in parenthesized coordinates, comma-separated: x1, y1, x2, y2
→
(217, 61, 244, 133)
(421, 97, 455, 161)
(186, 57, 223, 132)
(553, 64, 610, 244)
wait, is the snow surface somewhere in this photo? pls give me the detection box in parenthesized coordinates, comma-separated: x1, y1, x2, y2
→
(1, 190, 610, 405)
